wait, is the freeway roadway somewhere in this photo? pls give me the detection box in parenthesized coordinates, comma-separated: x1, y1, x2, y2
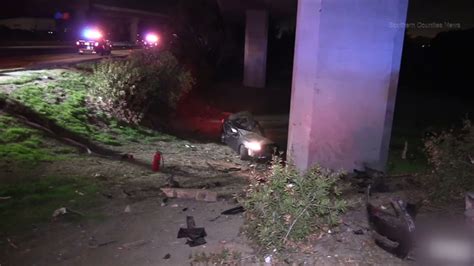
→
(0, 45, 132, 71)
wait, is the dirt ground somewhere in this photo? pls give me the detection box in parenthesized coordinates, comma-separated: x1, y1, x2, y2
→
(0, 138, 256, 266)
(0, 133, 427, 266)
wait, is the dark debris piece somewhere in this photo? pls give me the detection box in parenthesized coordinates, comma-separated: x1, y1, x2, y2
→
(177, 216, 207, 247)
(163, 253, 171, 259)
(367, 187, 417, 259)
(221, 206, 245, 215)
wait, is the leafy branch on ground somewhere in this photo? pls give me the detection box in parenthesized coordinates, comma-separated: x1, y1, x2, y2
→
(90, 50, 194, 124)
(423, 118, 474, 201)
(241, 156, 347, 251)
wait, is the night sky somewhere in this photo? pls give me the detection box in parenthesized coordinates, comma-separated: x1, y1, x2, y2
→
(1, 0, 473, 38)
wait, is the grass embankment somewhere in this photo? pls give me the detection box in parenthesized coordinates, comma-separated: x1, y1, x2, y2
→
(0, 68, 173, 233)
(10, 70, 171, 145)
(0, 69, 173, 165)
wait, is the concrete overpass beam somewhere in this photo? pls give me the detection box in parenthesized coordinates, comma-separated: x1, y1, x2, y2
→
(287, 0, 409, 172)
(129, 17, 139, 44)
(243, 10, 269, 88)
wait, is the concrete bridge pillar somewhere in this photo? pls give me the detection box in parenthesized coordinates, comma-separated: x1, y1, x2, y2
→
(129, 17, 139, 44)
(287, 0, 409, 172)
(243, 10, 269, 88)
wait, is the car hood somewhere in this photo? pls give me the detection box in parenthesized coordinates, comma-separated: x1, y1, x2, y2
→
(239, 130, 274, 145)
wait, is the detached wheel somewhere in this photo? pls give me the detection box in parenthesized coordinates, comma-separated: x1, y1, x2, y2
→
(239, 145, 250, 160)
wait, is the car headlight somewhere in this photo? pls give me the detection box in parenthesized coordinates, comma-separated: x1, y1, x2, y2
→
(244, 141, 262, 151)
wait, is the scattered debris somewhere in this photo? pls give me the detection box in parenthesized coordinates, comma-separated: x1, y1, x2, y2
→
(51, 207, 84, 221)
(264, 254, 272, 264)
(171, 204, 179, 208)
(353, 229, 364, 235)
(161, 188, 217, 202)
(165, 174, 180, 188)
(120, 240, 148, 249)
(202, 182, 223, 189)
(221, 206, 245, 215)
(182, 208, 188, 212)
(122, 189, 133, 197)
(209, 206, 245, 222)
(41, 75, 54, 80)
(224, 167, 242, 172)
(93, 173, 105, 179)
(124, 205, 131, 213)
(206, 162, 241, 173)
(366, 186, 417, 259)
(177, 216, 207, 247)
(163, 253, 171, 259)
(349, 167, 391, 193)
(161, 197, 169, 206)
(120, 153, 134, 161)
(52, 207, 68, 218)
(102, 192, 113, 199)
(0, 196, 12, 200)
(88, 238, 117, 248)
(75, 190, 85, 196)
(184, 144, 197, 150)
(7, 238, 18, 249)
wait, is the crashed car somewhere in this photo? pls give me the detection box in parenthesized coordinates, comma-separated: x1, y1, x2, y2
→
(221, 112, 277, 160)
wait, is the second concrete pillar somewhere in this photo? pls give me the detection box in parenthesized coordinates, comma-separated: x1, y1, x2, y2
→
(243, 10, 269, 88)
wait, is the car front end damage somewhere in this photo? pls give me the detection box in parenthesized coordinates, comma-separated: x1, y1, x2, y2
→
(221, 111, 278, 161)
(241, 132, 277, 160)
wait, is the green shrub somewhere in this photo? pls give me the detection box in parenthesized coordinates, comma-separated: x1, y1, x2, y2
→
(91, 50, 194, 124)
(241, 157, 347, 251)
(423, 119, 474, 201)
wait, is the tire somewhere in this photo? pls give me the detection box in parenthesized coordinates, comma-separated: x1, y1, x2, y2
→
(239, 145, 250, 160)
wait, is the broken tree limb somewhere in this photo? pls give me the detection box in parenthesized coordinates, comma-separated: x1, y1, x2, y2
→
(160, 188, 217, 202)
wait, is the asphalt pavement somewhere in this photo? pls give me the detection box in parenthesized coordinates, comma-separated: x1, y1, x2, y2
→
(0, 46, 132, 71)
